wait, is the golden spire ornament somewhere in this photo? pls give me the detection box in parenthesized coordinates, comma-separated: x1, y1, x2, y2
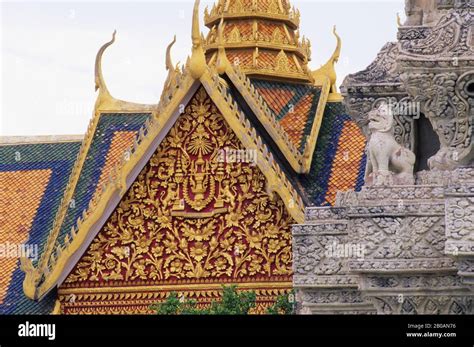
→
(189, 0, 206, 79)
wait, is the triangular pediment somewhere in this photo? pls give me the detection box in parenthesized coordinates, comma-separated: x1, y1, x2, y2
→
(57, 85, 295, 313)
(26, 67, 304, 300)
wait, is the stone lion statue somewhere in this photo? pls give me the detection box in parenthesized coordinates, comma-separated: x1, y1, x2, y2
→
(365, 103, 416, 186)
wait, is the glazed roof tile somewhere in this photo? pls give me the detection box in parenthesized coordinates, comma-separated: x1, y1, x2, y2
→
(0, 140, 81, 313)
(250, 78, 322, 152)
(296, 102, 366, 206)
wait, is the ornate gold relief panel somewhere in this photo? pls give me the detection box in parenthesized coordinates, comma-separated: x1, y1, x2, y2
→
(62, 87, 294, 292)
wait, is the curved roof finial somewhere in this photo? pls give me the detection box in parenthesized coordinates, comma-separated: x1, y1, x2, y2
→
(216, 16, 229, 74)
(166, 35, 177, 72)
(217, 17, 224, 47)
(189, 0, 206, 79)
(330, 25, 341, 65)
(161, 35, 180, 103)
(192, 0, 202, 48)
(95, 30, 116, 93)
(311, 25, 342, 101)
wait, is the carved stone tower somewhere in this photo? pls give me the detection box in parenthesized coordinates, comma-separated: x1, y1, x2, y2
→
(293, 0, 474, 314)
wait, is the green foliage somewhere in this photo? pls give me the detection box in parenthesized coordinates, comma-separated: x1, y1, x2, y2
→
(266, 291, 296, 315)
(151, 285, 257, 315)
(152, 286, 296, 315)
(209, 285, 256, 315)
(150, 292, 203, 315)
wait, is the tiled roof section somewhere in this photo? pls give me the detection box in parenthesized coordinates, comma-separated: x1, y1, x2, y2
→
(324, 121, 366, 205)
(256, 0, 291, 12)
(222, 49, 304, 75)
(0, 170, 51, 303)
(224, 20, 253, 39)
(297, 102, 366, 206)
(249, 78, 322, 152)
(0, 140, 82, 314)
(52, 113, 150, 252)
(257, 50, 298, 71)
(230, 0, 253, 9)
(257, 21, 292, 42)
(258, 21, 278, 36)
(205, 0, 311, 82)
(219, 20, 294, 45)
(95, 131, 138, 193)
(226, 49, 254, 67)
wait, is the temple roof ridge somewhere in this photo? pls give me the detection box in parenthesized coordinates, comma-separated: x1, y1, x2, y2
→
(0, 135, 84, 145)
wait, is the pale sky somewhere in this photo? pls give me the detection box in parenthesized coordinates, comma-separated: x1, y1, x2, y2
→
(0, 0, 405, 136)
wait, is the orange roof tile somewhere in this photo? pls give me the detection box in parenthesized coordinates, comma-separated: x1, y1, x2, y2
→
(0, 169, 51, 303)
(324, 121, 366, 205)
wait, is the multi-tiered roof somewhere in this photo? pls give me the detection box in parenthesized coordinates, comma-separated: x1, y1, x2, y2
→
(204, 0, 311, 82)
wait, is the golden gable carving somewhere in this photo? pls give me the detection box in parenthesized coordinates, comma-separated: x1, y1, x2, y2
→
(230, 0, 244, 14)
(276, 50, 290, 72)
(272, 27, 284, 44)
(63, 87, 294, 286)
(268, 0, 280, 15)
(228, 26, 242, 43)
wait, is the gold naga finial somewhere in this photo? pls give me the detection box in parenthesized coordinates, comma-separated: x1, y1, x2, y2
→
(163, 35, 178, 95)
(330, 25, 342, 66)
(216, 16, 229, 74)
(20, 256, 41, 300)
(189, 0, 206, 79)
(95, 30, 116, 94)
(311, 25, 342, 102)
(162, 35, 180, 101)
(166, 35, 177, 72)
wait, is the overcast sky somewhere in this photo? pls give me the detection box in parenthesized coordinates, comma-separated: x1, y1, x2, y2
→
(0, 0, 405, 136)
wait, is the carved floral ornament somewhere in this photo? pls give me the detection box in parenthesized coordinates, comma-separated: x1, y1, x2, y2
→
(293, 194, 473, 314)
(370, 295, 471, 315)
(399, 7, 473, 58)
(63, 87, 294, 286)
(397, 8, 473, 169)
(400, 71, 473, 170)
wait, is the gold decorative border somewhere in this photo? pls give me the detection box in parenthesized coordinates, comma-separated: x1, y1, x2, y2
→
(58, 282, 292, 314)
(205, 13, 300, 30)
(20, 30, 159, 300)
(22, 0, 305, 301)
(59, 281, 293, 295)
(204, 41, 309, 62)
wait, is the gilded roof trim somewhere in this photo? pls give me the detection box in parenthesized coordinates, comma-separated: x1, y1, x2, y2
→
(223, 63, 330, 173)
(20, 31, 158, 300)
(18, 0, 327, 300)
(301, 77, 331, 173)
(21, 61, 305, 300)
